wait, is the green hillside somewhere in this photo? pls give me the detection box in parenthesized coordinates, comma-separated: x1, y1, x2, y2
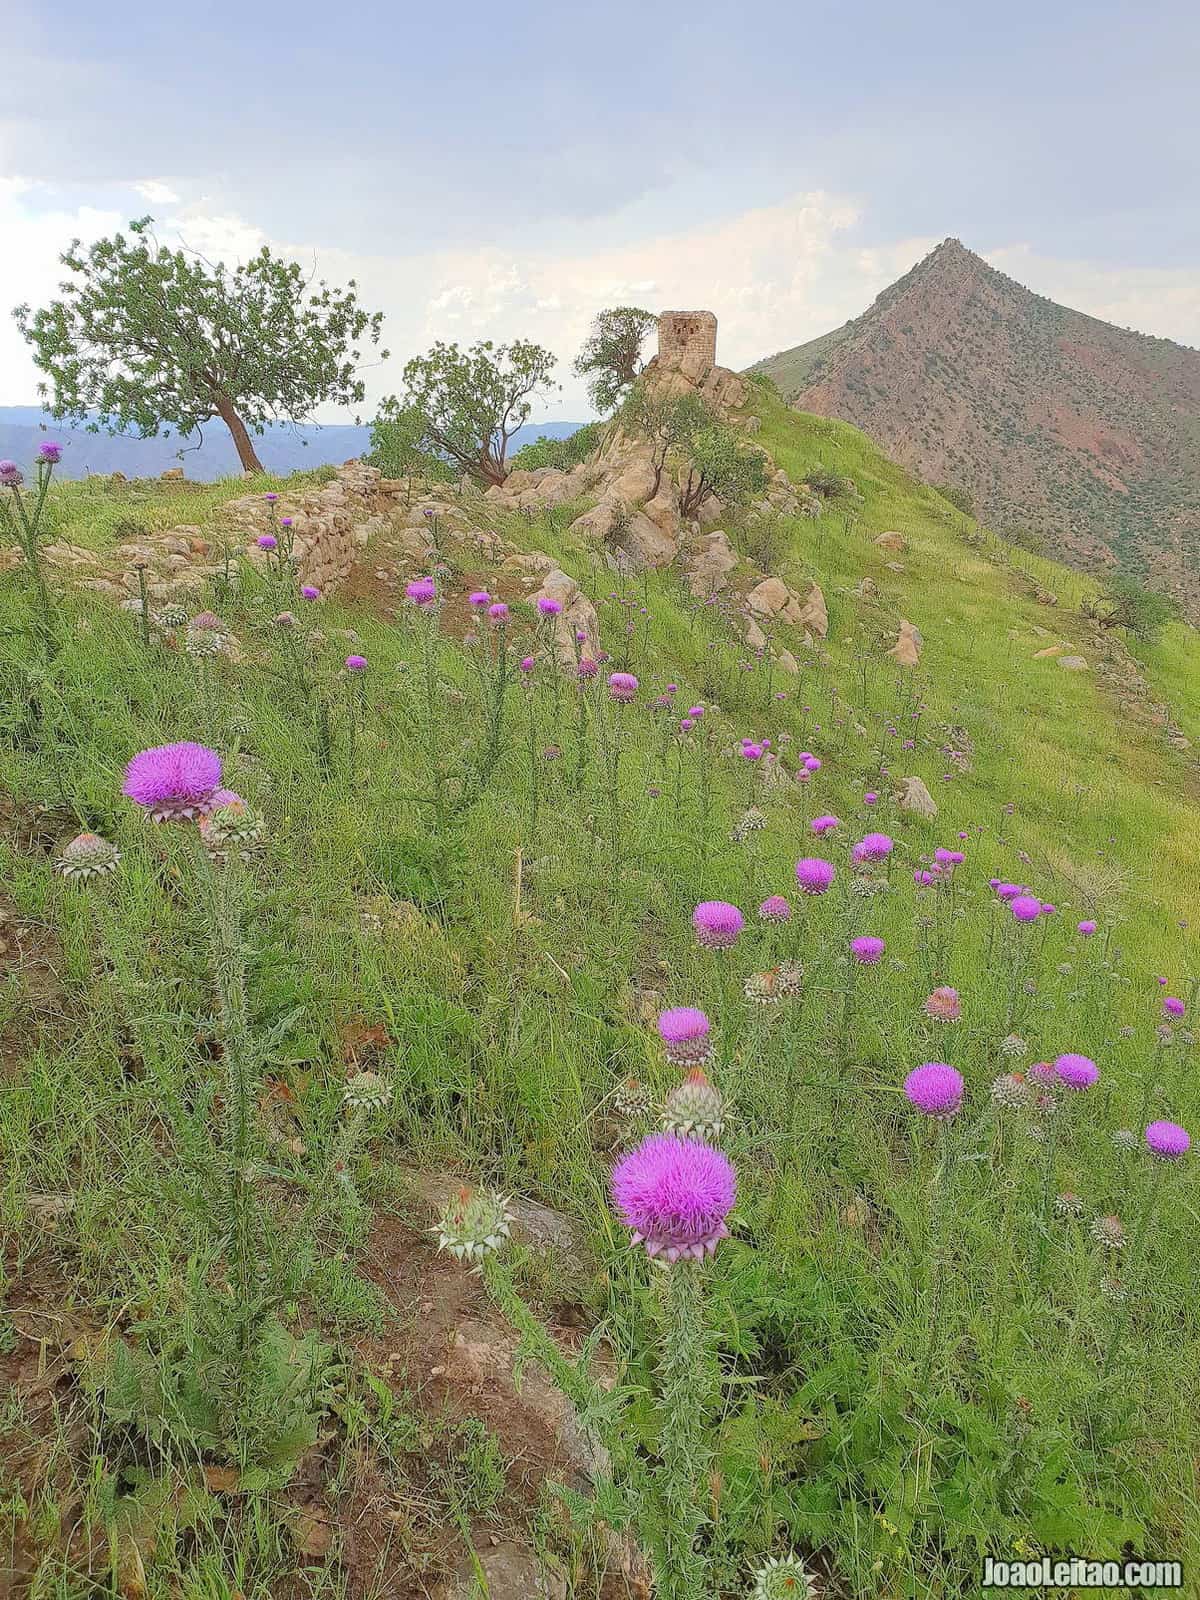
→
(1, 391, 1198, 1599)
(748, 323, 852, 396)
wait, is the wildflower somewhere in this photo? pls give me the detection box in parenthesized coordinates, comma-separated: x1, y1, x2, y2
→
(468, 590, 491, 608)
(264, 492, 278, 503)
(123, 742, 223, 822)
(995, 883, 1024, 901)
(811, 814, 839, 833)
(487, 601, 509, 621)
(1091, 1214, 1126, 1251)
(1111, 1128, 1138, 1152)
(864, 791, 878, 804)
(1054, 1052, 1099, 1090)
(741, 741, 765, 761)
(662, 1068, 725, 1142)
(850, 935, 885, 964)
(405, 576, 437, 606)
(850, 875, 889, 897)
(614, 1077, 653, 1118)
(610, 1133, 736, 1263)
(185, 612, 229, 657)
(924, 986, 961, 1022)
(1010, 894, 1042, 922)
(274, 611, 296, 628)
(1163, 996, 1186, 1019)
(343, 1071, 393, 1113)
(0, 460, 23, 487)
(280, 516, 293, 528)
(657, 1007, 712, 1067)
(435, 1186, 514, 1265)
(199, 799, 266, 861)
(795, 857, 835, 894)
(1155, 1022, 1175, 1046)
(578, 658, 599, 679)
(737, 806, 766, 833)
(1000, 1034, 1027, 1058)
(750, 1553, 818, 1598)
(934, 847, 965, 866)
(692, 901, 743, 950)
(1145, 1120, 1190, 1160)
(991, 1072, 1028, 1110)
(153, 602, 189, 629)
(1100, 1276, 1127, 1302)
(914, 870, 936, 887)
(56, 832, 121, 882)
(256, 533, 277, 550)
(687, 705, 704, 719)
(536, 596, 562, 615)
(758, 895, 791, 924)
(679, 716, 695, 731)
(744, 970, 782, 1004)
(345, 654, 367, 672)
(37, 441, 63, 463)
(854, 832, 893, 862)
(1054, 1192, 1084, 1218)
(301, 584, 321, 600)
(608, 671, 638, 702)
(904, 1062, 963, 1119)
(519, 655, 535, 673)
(803, 755, 821, 772)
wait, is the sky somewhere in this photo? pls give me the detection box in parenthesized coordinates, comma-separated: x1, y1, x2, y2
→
(2, 0, 1198, 422)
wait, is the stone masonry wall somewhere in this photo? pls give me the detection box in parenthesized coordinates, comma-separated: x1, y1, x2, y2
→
(657, 310, 717, 370)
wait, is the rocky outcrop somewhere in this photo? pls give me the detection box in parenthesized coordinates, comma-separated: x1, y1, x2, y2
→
(898, 775, 938, 816)
(685, 531, 740, 598)
(874, 530, 907, 553)
(888, 619, 923, 666)
(745, 577, 828, 639)
(531, 566, 601, 665)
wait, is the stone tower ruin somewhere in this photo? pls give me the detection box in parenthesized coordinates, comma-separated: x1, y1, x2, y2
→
(657, 310, 718, 372)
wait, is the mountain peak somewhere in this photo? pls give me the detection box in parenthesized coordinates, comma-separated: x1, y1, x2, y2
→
(750, 248, 1200, 618)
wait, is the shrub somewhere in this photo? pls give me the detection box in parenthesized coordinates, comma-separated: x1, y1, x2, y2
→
(509, 421, 603, 473)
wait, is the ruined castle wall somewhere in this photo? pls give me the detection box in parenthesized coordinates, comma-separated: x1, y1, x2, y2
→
(657, 311, 718, 370)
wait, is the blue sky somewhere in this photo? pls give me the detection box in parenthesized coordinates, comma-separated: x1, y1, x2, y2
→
(2, 0, 1198, 418)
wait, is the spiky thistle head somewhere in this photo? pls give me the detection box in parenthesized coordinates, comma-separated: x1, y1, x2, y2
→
(199, 798, 266, 860)
(343, 1071, 393, 1114)
(123, 741, 223, 821)
(610, 1134, 736, 1264)
(56, 832, 121, 883)
(435, 1186, 513, 1265)
(613, 1077, 653, 1118)
(749, 1553, 818, 1598)
(661, 1068, 725, 1143)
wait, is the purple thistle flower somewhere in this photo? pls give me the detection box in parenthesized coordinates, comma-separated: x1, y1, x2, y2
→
(741, 742, 764, 760)
(687, 706, 705, 719)
(345, 655, 367, 672)
(406, 577, 437, 606)
(657, 1006, 712, 1066)
(280, 516, 293, 528)
(934, 847, 964, 865)
(469, 590, 491, 608)
(1163, 996, 1185, 1018)
(0, 460, 23, 487)
(610, 1133, 736, 1263)
(924, 986, 961, 1021)
(1054, 1052, 1099, 1090)
(851, 935, 885, 964)
(996, 883, 1024, 901)
(1011, 894, 1043, 922)
(519, 655, 535, 673)
(256, 533, 277, 550)
(904, 1062, 964, 1119)
(577, 658, 599, 679)
(758, 894, 791, 923)
(488, 602, 509, 621)
(914, 869, 936, 887)
(536, 596, 562, 616)
(123, 741, 223, 822)
(803, 755, 821, 772)
(855, 832, 893, 862)
(1077, 919, 1097, 935)
(864, 791, 878, 805)
(811, 815, 840, 834)
(37, 441, 62, 464)
(1041, 903, 1056, 914)
(609, 671, 638, 702)
(301, 585, 321, 600)
(795, 857, 835, 895)
(1145, 1120, 1190, 1160)
(679, 716, 695, 731)
(264, 492, 278, 503)
(692, 900, 743, 949)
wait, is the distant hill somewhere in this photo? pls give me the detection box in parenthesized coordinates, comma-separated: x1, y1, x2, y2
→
(750, 238, 1200, 616)
(0, 410, 584, 483)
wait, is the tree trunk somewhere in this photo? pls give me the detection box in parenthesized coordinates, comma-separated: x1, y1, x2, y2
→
(213, 394, 265, 474)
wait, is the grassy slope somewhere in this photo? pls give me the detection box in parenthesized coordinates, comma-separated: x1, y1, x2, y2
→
(747, 324, 852, 393)
(2, 395, 1199, 1597)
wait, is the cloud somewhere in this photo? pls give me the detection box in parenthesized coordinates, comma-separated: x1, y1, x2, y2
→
(133, 179, 180, 205)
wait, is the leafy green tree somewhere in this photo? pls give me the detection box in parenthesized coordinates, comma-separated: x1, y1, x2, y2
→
(13, 217, 385, 474)
(679, 420, 768, 518)
(573, 306, 656, 413)
(1085, 573, 1178, 642)
(392, 339, 559, 487)
(368, 398, 454, 486)
(509, 421, 603, 473)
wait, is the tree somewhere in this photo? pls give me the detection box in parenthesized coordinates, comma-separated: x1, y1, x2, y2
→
(1084, 573, 1178, 643)
(619, 381, 700, 497)
(679, 420, 768, 519)
(368, 398, 455, 487)
(573, 307, 656, 413)
(509, 421, 603, 473)
(392, 339, 558, 487)
(14, 217, 385, 475)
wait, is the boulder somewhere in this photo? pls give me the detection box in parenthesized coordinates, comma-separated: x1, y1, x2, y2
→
(874, 531, 907, 553)
(532, 566, 600, 665)
(888, 619, 923, 667)
(795, 582, 828, 639)
(898, 775, 938, 817)
(434, 1543, 567, 1600)
(745, 577, 826, 636)
(1059, 655, 1089, 671)
(608, 455, 658, 506)
(1032, 645, 1063, 659)
(744, 415, 762, 434)
(686, 531, 739, 598)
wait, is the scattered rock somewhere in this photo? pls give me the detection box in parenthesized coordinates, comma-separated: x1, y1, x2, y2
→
(897, 775, 938, 817)
(685, 530, 739, 598)
(159, 467, 185, 481)
(744, 415, 762, 433)
(531, 565, 600, 664)
(1033, 645, 1064, 659)
(888, 619, 923, 667)
(434, 1542, 567, 1600)
(1058, 655, 1089, 671)
(874, 530, 907, 553)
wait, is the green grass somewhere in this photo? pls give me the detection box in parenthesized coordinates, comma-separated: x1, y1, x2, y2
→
(1, 401, 1198, 1598)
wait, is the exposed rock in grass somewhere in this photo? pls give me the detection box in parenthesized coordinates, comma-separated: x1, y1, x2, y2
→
(898, 775, 938, 816)
(888, 618, 923, 665)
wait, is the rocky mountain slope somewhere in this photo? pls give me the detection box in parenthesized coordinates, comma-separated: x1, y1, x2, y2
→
(751, 239, 1200, 616)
